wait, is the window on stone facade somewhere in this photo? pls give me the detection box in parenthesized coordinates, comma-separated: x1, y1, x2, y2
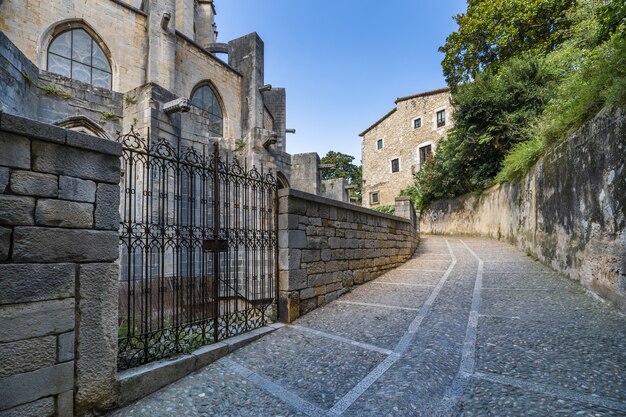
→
(370, 192, 379, 205)
(419, 144, 432, 168)
(47, 28, 112, 89)
(190, 84, 224, 137)
(377, 139, 383, 150)
(437, 110, 446, 128)
(414, 118, 422, 129)
(391, 158, 400, 173)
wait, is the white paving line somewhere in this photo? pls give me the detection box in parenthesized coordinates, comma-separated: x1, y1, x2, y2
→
(482, 287, 556, 291)
(474, 372, 626, 413)
(396, 268, 448, 272)
(288, 325, 394, 356)
(219, 358, 326, 417)
(370, 282, 436, 288)
(440, 239, 484, 414)
(328, 239, 458, 416)
(335, 300, 420, 311)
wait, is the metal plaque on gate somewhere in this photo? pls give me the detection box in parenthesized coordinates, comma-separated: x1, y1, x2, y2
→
(203, 239, 229, 252)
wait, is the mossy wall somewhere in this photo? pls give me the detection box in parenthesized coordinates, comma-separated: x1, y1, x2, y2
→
(422, 108, 626, 311)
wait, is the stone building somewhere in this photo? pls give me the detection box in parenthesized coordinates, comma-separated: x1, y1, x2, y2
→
(0, 0, 291, 182)
(359, 88, 453, 208)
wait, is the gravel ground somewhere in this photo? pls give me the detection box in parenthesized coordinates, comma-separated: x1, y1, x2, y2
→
(110, 236, 626, 417)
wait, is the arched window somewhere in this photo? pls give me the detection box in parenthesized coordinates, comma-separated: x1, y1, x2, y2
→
(47, 28, 112, 89)
(190, 84, 223, 137)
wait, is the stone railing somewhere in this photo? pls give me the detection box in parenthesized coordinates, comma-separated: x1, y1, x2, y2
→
(421, 108, 626, 311)
(278, 190, 419, 322)
(0, 113, 121, 416)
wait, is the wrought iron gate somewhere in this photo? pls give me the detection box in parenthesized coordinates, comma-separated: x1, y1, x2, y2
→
(117, 128, 278, 370)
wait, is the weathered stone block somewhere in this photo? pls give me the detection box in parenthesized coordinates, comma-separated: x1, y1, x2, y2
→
(58, 176, 96, 203)
(307, 262, 325, 274)
(325, 291, 339, 304)
(57, 331, 75, 362)
(95, 183, 120, 230)
(0, 167, 9, 193)
(299, 287, 316, 300)
(12, 227, 118, 263)
(0, 195, 35, 226)
(32, 141, 120, 184)
(0, 263, 75, 305)
(75, 263, 119, 414)
(0, 362, 74, 410)
(300, 297, 317, 315)
(0, 227, 9, 262)
(9, 171, 58, 198)
(278, 213, 299, 230)
(0, 133, 30, 169)
(0, 299, 74, 343)
(36, 200, 93, 228)
(57, 390, 73, 417)
(278, 290, 299, 323)
(0, 336, 57, 378)
(288, 269, 307, 291)
(1, 113, 65, 144)
(278, 248, 300, 270)
(279, 229, 306, 249)
(301, 249, 320, 263)
(0, 396, 55, 417)
(66, 130, 122, 156)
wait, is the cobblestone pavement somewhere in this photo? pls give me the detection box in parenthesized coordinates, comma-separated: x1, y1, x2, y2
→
(110, 237, 626, 417)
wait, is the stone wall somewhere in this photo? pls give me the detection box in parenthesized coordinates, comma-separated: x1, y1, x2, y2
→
(321, 178, 349, 203)
(290, 153, 321, 195)
(278, 189, 419, 322)
(361, 88, 452, 208)
(0, 113, 121, 416)
(422, 108, 626, 311)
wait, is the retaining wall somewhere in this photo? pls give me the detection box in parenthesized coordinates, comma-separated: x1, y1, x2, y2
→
(422, 108, 626, 311)
(0, 113, 122, 416)
(278, 190, 419, 322)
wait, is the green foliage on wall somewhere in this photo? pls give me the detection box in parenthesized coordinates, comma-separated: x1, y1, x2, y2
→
(406, 0, 626, 210)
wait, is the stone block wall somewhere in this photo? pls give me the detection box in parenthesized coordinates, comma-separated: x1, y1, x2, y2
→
(0, 113, 122, 416)
(422, 108, 626, 311)
(278, 189, 419, 322)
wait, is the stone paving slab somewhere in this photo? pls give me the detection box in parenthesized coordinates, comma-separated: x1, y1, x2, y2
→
(293, 301, 416, 350)
(376, 269, 447, 285)
(109, 361, 308, 417)
(482, 271, 568, 290)
(480, 285, 613, 322)
(476, 316, 626, 402)
(339, 282, 433, 308)
(457, 378, 624, 417)
(109, 236, 626, 417)
(229, 327, 386, 409)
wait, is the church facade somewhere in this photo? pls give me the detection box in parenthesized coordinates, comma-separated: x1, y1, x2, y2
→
(0, 0, 291, 183)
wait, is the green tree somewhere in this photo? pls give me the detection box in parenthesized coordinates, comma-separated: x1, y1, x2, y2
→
(440, 0, 575, 87)
(403, 55, 560, 210)
(320, 151, 362, 201)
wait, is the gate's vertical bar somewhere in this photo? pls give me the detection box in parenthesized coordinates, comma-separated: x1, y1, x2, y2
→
(274, 185, 279, 321)
(212, 143, 220, 342)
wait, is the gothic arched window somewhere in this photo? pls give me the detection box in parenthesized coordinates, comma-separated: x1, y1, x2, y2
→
(190, 84, 223, 137)
(47, 28, 112, 89)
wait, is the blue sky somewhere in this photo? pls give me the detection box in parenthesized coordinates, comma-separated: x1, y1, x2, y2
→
(217, 0, 467, 162)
